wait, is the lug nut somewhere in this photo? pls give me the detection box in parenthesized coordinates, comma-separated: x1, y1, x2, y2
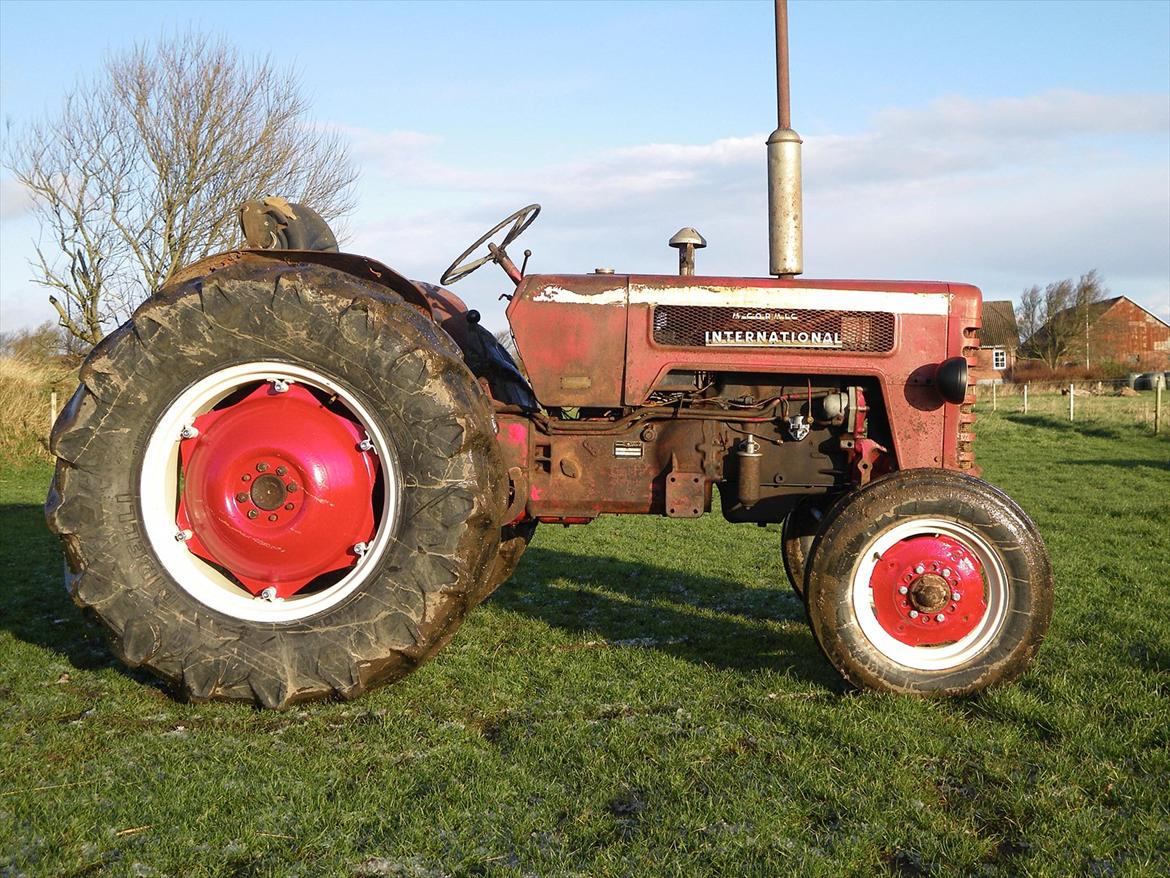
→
(286, 482, 298, 493)
(247, 510, 258, 520)
(241, 473, 252, 482)
(936, 613, 946, 622)
(236, 492, 249, 502)
(285, 503, 295, 511)
(276, 466, 287, 476)
(260, 587, 277, 601)
(898, 586, 909, 595)
(909, 610, 919, 619)
(268, 513, 278, 522)
(952, 591, 962, 602)
(942, 568, 952, 578)
(914, 565, 925, 575)
(256, 462, 269, 472)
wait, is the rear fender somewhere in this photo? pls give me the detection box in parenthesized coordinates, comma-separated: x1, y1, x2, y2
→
(166, 250, 437, 317)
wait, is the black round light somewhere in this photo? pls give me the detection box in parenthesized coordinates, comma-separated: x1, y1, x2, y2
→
(936, 357, 969, 404)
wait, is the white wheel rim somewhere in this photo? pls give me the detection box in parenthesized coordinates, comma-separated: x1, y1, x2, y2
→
(849, 517, 1010, 671)
(140, 362, 399, 623)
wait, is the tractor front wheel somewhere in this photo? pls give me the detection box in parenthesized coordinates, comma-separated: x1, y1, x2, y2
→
(803, 469, 1052, 696)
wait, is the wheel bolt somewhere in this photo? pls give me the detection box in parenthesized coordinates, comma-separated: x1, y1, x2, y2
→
(268, 513, 278, 522)
(256, 463, 269, 472)
(909, 610, 919, 619)
(914, 565, 925, 574)
(241, 474, 252, 482)
(286, 482, 298, 493)
(247, 510, 258, 520)
(942, 568, 952, 578)
(898, 586, 909, 595)
(236, 492, 249, 502)
(952, 591, 961, 602)
(285, 503, 295, 511)
(276, 466, 287, 476)
(936, 613, 946, 622)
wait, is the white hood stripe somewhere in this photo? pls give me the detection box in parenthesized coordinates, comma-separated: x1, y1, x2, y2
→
(533, 283, 950, 316)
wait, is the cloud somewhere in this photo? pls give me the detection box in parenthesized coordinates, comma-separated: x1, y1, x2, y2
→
(0, 177, 34, 221)
(876, 90, 1170, 140)
(337, 90, 1169, 332)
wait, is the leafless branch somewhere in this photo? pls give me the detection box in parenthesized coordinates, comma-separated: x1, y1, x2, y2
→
(5, 31, 357, 348)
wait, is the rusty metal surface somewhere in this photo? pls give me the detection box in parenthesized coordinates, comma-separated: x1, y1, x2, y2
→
(164, 250, 435, 315)
(507, 271, 982, 477)
(508, 274, 630, 407)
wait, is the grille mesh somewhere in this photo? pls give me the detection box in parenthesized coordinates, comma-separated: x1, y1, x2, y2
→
(652, 306, 896, 352)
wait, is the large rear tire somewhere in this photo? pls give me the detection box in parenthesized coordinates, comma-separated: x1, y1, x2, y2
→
(46, 259, 506, 707)
(804, 469, 1053, 696)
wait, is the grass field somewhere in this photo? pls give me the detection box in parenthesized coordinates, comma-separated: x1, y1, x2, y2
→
(2, 408, 1168, 877)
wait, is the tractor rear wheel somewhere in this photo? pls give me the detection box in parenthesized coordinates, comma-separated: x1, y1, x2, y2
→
(46, 259, 506, 707)
(803, 469, 1052, 696)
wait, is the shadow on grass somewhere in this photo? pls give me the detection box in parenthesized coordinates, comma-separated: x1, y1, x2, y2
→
(490, 546, 843, 689)
(3, 496, 839, 693)
(1001, 412, 1165, 443)
(0, 501, 164, 691)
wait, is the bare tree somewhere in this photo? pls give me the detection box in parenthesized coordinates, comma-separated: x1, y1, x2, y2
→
(1018, 270, 1106, 369)
(6, 32, 357, 346)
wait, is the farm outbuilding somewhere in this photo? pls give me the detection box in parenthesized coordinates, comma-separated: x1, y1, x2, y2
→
(1029, 296, 1170, 371)
(1073, 296, 1170, 370)
(972, 300, 1020, 384)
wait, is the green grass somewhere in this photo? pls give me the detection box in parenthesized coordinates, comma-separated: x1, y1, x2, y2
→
(2, 411, 1168, 877)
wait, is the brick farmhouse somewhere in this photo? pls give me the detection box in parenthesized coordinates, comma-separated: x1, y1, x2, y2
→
(972, 300, 1019, 384)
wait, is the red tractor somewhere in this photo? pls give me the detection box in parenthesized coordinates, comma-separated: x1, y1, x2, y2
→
(45, 5, 1052, 708)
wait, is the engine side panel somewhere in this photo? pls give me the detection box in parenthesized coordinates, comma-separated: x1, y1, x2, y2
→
(508, 274, 628, 407)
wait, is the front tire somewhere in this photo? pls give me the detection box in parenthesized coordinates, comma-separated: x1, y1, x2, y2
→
(804, 469, 1053, 696)
(46, 259, 506, 707)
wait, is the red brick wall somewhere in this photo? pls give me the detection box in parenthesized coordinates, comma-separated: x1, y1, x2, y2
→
(970, 347, 1015, 383)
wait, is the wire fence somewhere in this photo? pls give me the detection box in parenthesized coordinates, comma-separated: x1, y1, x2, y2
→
(976, 381, 1166, 434)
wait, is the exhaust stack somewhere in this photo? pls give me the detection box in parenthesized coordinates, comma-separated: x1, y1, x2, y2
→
(767, 0, 803, 277)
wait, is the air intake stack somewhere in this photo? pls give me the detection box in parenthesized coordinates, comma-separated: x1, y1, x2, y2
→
(767, 0, 803, 278)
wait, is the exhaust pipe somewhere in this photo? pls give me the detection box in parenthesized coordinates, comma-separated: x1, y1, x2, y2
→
(767, 0, 803, 278)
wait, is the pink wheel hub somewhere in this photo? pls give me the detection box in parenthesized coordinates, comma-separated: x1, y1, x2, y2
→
(176, 382, 378, 599)
(869, 534, 987, 646)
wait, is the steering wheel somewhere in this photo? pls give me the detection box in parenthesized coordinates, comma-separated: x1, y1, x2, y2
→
(440, 204, 541, 285)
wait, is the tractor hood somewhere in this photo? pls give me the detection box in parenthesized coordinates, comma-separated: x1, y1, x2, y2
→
(507, 272, 981, 411)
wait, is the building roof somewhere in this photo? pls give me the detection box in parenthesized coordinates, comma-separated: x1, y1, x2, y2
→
(1049, 295, 1167, 330)
(981, 300, 1020, 349)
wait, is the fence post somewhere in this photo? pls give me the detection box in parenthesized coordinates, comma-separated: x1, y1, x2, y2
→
(992, 382, 997, 412)
(50, 391, 58, 433)
(1157, 384, 1163, 436)
(1069, 383, 1075, 421)
(1023, 383, 1028, 414)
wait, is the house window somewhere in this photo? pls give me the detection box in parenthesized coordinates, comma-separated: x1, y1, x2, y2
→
(993, 348, 1007, 370)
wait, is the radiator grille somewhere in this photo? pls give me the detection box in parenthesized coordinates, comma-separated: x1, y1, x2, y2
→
(652, 306, 896, 352)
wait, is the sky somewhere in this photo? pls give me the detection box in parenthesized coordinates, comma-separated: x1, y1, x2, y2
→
(1, 0, 1168, 337)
